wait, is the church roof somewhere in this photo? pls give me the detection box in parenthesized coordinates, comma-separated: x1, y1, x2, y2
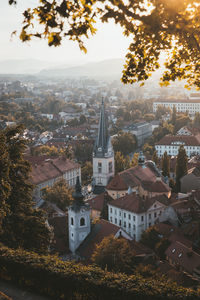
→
(77, 219, 121, 262)
(93, 99, 109, 158)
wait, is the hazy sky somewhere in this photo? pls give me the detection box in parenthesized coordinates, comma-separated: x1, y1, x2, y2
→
(0, 1, 131, 65)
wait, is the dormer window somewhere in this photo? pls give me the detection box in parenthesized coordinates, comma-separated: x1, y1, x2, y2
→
(80, 217, 85, 226)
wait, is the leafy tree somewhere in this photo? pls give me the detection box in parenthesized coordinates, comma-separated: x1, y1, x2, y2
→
(9, 0, 200, 88)
(42, 178, 73, 211)
(64, 145, 74, 160)
(152, 150, 159, 166)
(81, 161, 93, 185)
(74, 142, 93, 163)
(143, 143, 154, 156)
(0, 132, 10, 235)
(112, 132, 137, 156)
(131, 152, 139, 167)
(155, 238, 171, 260)
(193, 112, 200, 128)
(92, 235, 135, 274)
(155, 105, 171, 120)
(140, 226, 160, 250)
(115, 151, 127, 174)
(1, 125, 51, 254)
(161, 151, 170, 178)
(175, 145, 188, 192)
(171, 105, 177, 126)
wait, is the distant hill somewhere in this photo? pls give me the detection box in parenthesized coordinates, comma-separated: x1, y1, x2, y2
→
(0, 59, 67, 74)
(39, 58, 124, 78)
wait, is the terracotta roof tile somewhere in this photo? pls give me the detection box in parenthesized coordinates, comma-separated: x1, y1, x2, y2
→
(165, 241, 200, 274)
(156, 135, 200, 146)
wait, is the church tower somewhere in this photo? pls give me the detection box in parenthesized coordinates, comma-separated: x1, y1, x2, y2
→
(93, 99, 115, 193)
(68, 177, 91, 254)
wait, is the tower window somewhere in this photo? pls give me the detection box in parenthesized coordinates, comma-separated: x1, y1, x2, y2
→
(80, 217, 85, 226)
(98, 162, 102, 173)
(71, 217, 74, 225)
(109, 161, 113, 173)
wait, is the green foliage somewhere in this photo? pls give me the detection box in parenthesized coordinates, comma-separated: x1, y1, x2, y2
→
(143, 143, 154, 156)
(0, 245, 198, 300)
(171, 106, 177, 126)
(92, 236, 135, 274)
(74, 142, 93, 163)
(161, 151, 170, 178)
(0, 125, 51, 254)
(140, 226, 160, 250)
(155, 105, 171, 120)
(114, 151, 130, 174)
(175, 145, 188, 192)
(155, 238, 171, 260)
(152, 150, 159, 166)
(81, 161, 93, 185)
(42, 178, 73, 211)
(112, 132, 137, 156)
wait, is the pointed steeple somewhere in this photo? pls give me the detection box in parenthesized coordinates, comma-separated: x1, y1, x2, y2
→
(72, 176, 84, 206)
(94, 98, 109, 157)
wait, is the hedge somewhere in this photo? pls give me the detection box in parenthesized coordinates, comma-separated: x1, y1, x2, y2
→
(0, 246, 199, 300)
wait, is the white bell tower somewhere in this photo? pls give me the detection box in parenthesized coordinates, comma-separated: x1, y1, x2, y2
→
(68, 177, 91, 254)
(93, 99, 115, 192)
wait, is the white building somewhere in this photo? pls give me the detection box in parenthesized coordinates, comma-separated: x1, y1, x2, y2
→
(153, 99, 200, 115)
(155, 135, 200, 157)
(30, 157, 81, 200)
(123, 121, 152, 146)
(108, 192, 167, 241)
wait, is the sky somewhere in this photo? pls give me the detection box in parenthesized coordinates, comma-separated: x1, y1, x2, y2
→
(0, 1, 131, 65)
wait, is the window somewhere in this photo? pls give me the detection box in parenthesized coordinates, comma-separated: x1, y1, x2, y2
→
(124, 212, 126, 218)
(154, 212, 157, 218)
(119, 211, 121, 217)
(110, 217, 113, 222)
(133, 225, 136, 230)
(119, 220, 121, 226)
(98, 162, 102, 173)
(110, 207, 112, 213)
(149, 222, 151, 227)
(80, 217, 85, 226)
(115, 218, 117, 224)
(71, 217, 74, 225)
(115, 209, 117, 215)
(128, 223, 131, 229)
(128, 214, 131, 220)
(124, 221, 126, 228)
(149, 213, 151, 219)
(133, 216, 135, 221)
(141, 215, 144, 222)
(109, 161, 113, 173)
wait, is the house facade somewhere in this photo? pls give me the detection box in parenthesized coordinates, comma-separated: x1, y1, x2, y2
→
(153, 99, 200, 115)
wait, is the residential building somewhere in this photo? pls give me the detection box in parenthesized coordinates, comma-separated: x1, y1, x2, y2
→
(123, 121, 152, 146)
(155, 135, 200, 157)
(30, 156, 81, 199)
(108, 192, 167, 241)
(180, 166, 200, 193)
(153, 99, 200, 115)
(106, 153, 170, 200)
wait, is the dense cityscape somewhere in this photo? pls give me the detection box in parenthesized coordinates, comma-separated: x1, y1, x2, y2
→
(1, 0, 200, 299)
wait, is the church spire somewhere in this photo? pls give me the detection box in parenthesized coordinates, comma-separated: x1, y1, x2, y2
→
(94, 98, 108, 157)
(72, 176, 84, 206)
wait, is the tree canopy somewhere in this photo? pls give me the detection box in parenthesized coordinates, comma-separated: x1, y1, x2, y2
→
(9, 0, 200, 88)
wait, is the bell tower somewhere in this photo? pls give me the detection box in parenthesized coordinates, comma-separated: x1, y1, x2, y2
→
(93, 99, 115, 193)
(68, 176, 91, 254)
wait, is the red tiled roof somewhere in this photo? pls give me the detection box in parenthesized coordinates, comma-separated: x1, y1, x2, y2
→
(155, 135, 200, 146)
(108, 193, 167, 214)
(86, 193, 105, 212)
(165, 241, 200, 274)
(142, 179, 170, 193)
(30, 157, 80, 185)
(154, 223, 179, 237)
(154, 99, 200, 103)
(107, 165, 157, 191)
(106, 174, 128, 190)
(168, 233, 193, 248)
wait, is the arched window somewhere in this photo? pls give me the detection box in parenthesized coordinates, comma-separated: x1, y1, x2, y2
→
(71, 217, 74, 225)
(80, 217, 85, 226)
